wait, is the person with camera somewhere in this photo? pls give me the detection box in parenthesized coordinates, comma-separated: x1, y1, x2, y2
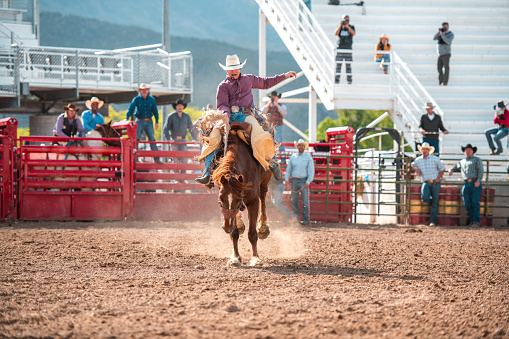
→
(261, 91, 287, 155)
(485, 100, 509, 155)
(433, 22, 454, 86)
(334, 14, 355, 84)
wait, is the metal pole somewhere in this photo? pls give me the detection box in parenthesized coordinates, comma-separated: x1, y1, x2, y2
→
(258, 9, 267, 108)
(308, 85, 317, 143)
(75, 49, 79, 99)
(162, 0, 171, 147)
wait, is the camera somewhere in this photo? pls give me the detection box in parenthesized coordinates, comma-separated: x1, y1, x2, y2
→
(439, 27, 445, 33)
(342, 20, 349, 25)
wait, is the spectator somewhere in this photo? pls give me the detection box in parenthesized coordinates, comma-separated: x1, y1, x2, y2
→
(125, 83, 162, 164)
(448, 144, 483, 227)
(53, 103, 85, 140)
(433, 22, 454, 86)
(81, 97, 105, 133)
(163, 99, 197, 164)
(375, 34, 391, 74)
(261, 91, 287, 156)
(284, 139, 315, 225)
(268, 176, 296, 222)
(411, 142, 446, 227)
(485, 100, 509, 155)
(334, 14, 355, 84)
(419, 102, 449, 155)
(195, 54, 296, 185)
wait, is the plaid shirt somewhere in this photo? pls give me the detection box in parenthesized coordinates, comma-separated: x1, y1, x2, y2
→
(450, 155, 483, 183)
(261, 103, 287, 127)
(412, 155, 445, 182)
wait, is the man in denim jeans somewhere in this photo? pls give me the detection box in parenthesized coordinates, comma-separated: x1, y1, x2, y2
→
(411, 142, 446, 226)
(284, 139, 315, 225)
(448, 144, 483, 227)
(485, 100, 509, 155)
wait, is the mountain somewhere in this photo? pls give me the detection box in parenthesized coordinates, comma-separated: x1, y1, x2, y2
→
(39, 12, 335, 142)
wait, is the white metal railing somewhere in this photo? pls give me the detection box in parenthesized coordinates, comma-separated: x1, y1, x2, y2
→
(0, 45, 192, 99)
(390, 51, 444, 151)
(255, 0, 335, 110)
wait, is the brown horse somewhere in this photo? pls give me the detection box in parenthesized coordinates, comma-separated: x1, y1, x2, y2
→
(212, 130, 272, 267)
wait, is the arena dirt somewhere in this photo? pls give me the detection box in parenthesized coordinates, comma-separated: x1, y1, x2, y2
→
(1, 220, 508, 338)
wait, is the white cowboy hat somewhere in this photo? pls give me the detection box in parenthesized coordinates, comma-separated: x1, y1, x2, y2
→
(294, 139, 309, 148)
(137, 83, 151, 90)
(417, 142, 435, 154)
(85, 96, 104, 110)
(218, 54, 247, 71)
(423, 102, 435, 109)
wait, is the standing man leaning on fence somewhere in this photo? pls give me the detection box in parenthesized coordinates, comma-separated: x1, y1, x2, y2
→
(125, 83, 162, 164)
(163, 99, 197, 164)
(284, 139, 315, 225)
(419, 102, 449, 156)
(448, 144, 483, 228)
(411, 142, 446, 227)
(81, 97, 105, 134)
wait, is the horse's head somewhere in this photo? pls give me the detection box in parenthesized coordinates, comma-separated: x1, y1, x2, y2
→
(94, 121, 122, 147)
(218, 174, 245, 234)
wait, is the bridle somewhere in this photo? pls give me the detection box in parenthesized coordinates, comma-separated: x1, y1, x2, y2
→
(219, 191, 246, 220)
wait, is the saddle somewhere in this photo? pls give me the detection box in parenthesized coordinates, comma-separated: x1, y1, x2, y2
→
(225, 121, 252, 145)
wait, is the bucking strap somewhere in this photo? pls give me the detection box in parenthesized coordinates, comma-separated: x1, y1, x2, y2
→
(230, 121, 252, 135)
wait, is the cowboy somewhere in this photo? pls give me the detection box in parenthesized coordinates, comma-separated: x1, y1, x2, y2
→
(195, 54, 297, 185)
(419, 102, 449, 155)
(81, 97, 105, 133)
(284, 139, 315, 225)
(163, 99, 197, 163)
(485, 100, 509, 155)
(125, 83, 162, 164)
(261, 90, 288, 154)
(53, 103, 85, 139)
(448, 144, 484, 227)
(411, 142, 446, 227)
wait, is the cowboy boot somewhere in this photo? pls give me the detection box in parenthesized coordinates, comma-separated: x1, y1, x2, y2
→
(195, 155, 217, 185)
(269, 159, 282, 181)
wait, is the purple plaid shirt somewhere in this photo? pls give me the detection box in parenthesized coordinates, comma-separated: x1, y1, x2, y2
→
(216, 73, 286, 117)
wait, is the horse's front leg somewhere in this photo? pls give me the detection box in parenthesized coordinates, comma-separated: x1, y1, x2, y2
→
(247, 201, 263, 266)
(227, 224, 241, 267)
(257, 182, 270, 240)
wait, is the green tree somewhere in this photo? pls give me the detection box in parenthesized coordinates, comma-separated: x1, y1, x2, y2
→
(317, 109, 395, 151)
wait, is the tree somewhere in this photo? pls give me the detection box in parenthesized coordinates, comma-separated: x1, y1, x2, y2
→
(317, 109, 395, 150)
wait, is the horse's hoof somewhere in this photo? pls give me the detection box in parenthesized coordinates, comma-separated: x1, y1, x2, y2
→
(257, 223, 270, 240)
(249, 257, 263, 267)
(227, 257, 241, 267)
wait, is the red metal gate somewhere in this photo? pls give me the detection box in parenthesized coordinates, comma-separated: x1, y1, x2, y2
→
(0, 118, 17, 220)
(18, 135, 134, 220)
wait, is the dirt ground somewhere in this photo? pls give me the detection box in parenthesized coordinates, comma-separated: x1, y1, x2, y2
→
(0, 219, 508, 339)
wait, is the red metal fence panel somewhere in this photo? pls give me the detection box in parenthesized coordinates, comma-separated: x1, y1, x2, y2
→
(0, 118, 18, 220)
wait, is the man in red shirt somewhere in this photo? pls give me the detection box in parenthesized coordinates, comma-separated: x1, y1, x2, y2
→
(485, 100, 509, 155)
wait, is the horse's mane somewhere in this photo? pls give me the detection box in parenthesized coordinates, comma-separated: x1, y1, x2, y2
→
(212, 133, 251, 194)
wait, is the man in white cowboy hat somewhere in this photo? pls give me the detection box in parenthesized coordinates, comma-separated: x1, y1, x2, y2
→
(448, 144, 483, 227)
(485, 100, 509, 155)
(163, 99, 197, 163)
(195, 54, 296, 185)
(53, 103, 85, 139)
(284, 139, 315, 224)
(125, 83, 162, 164)
(261, 90, 288, 155)
(81, 97, 105, 133)
(419, 102, 448, 155)
(411, 142, 446, 226)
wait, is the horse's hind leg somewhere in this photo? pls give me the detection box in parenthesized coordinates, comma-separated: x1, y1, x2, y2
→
(227, 227, 242, 267)
(247, 201, 263, 267)
(257, 180, 270, 240)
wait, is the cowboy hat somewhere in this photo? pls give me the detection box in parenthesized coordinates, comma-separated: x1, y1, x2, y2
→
(379, 34, 389, 41)
(268, 91, 282, 98)
(63, 103, 79, 112)
(85, 96, 104, 110)
(172, 99, 187, 109)
(417, 142, 435, 154)
(294, 139, 309, 148)
(461, 144, 477, 153)
(218, 54, 247, 71)
(495, 100, 506, 109)
(137, 83, 151, 90)
(423, 102, 435, 109)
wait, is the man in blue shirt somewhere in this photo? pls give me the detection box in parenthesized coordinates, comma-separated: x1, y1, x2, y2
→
(125, 83, 162, 164)
(411, 142, 446, 226)
(284, 139, 315, 224)
(81, 97, 105, 133)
